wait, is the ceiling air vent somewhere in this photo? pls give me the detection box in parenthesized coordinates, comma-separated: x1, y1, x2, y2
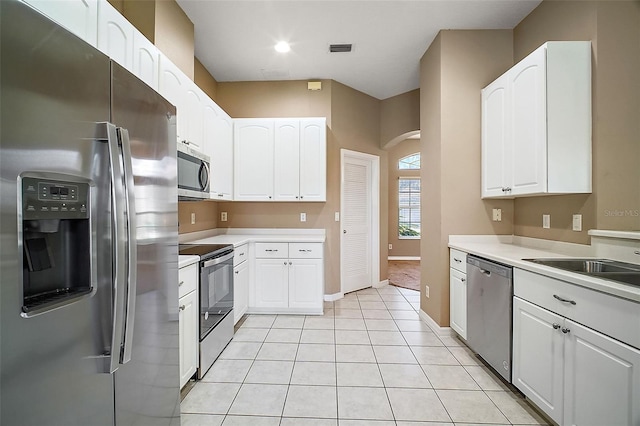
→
(329, 44, 352, 53)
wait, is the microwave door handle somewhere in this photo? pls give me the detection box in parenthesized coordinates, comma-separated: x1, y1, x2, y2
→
(105, 122, 127, 374)
(202, 251, 234, 268)
(199, 160, 210, 192)
(117, 128, 137, 365)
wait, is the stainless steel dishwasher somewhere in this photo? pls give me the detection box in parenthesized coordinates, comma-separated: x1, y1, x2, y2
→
(466, 255, 513, 383)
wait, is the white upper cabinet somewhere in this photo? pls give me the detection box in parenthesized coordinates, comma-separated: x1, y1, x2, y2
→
(183, 82, 205, 150)
(481, 41, 592, 198)
(97, 0, 134, 70)
(159, 56, 187, 143)
(205, 99, 234, 200)
(132, 31, 160, 90)
(23, 0, 98, 46)
(299, 118, 327, 202)
(274, 120, 301, 201)
(234, 119, 275, 201)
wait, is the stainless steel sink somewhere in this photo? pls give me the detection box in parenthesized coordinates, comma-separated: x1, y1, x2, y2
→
(525, 258, 640, 287)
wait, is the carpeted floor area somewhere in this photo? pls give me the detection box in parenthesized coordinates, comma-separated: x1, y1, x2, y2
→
(388, 260, 420, 292)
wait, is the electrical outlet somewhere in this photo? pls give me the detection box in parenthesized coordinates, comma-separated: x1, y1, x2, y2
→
(334, 212, 340, 222)
(389, 244, 393, 250)
(221, 212, 227, 222)
(572, 214, 582, 231)
(492, 208, 502, 222)
(425, 285, 430, 298)
(300, 212, 306, 222)
(543, 214, 551, 229)
(190, 213, 196, 225)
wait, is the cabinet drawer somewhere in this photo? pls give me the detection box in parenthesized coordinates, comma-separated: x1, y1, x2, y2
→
(449, 249, 467, 273)
(234, 244, 248, 266)
(289, 243, 323, 259)
(179, 263, 198, 298)
(255, 242, 288, 258)
(514, 269, 640, 349)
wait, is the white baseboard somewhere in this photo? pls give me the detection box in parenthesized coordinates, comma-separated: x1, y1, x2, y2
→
(374, 279, 389, 288)
(324, 292, 343, 302)
(388, 256, 420, 261)
(419, 309, 454, 337)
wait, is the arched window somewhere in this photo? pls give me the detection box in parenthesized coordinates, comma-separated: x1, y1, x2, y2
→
(398, 153, 420, 170)
(398, 153, 420, 238)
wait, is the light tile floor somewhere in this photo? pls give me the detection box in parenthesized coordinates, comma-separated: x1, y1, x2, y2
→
(181, 285, 549, 426)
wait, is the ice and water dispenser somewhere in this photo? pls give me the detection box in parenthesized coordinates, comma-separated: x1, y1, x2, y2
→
(20, 175, 95, 316)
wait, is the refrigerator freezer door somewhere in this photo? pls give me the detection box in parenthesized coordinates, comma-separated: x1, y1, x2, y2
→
(111, 62, 180, 426)
(0, 1, 115, 425)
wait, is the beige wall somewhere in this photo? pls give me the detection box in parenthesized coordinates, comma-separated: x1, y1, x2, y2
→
(154, 0, 194, 79)
(380, 89, 420, 148)
(212, 79, 387, 295)
(388, 139, 421, 257)
(178, 201, 218, 234)
(420, 30, 514, 326)
(512, 1, 640, 241)
(195, 57, 219, 102)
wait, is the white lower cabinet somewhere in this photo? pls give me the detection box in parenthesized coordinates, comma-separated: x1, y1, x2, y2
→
(513, 296, 640, 426)
(251, 242, 324, 314)
(233, 244, 249, 324)
(449, 249, 467, 339)
(178, 263, 198, 389)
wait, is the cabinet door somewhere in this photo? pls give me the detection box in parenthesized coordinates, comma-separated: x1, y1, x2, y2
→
(233, 261, 249, 324)
(509, 45, 547, 195)
(179, 290, 198, 389)
(481, 75, 511, 198)
(254, 258, 288, 308)
(23, 0, 98, 46)
(274, 120, 301, 201)
(205, 101, 233, 200)
(563, 319, 640, 426)
(288, 259, 323, 311)
(97, 0, 134, 70)
(234, 120, 274, 201)
(183, 82, 204, 149)
(512, 297, 564, 425)
(132, 31, 159, 90)
(449, 269, 467, 340)
(299, 119, 327, 202)
(159, 57, 186, 143)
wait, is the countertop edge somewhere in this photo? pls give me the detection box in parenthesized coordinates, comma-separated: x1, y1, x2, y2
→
(178, 255, 199, 268)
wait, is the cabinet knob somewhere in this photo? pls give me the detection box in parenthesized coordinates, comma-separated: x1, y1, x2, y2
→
(300, 196, 304, 199)
(343, 230, 347, 234)
(268, 196, 272, 199)
(296, 196, 299, 199)
(561, 327, 571, 334)
(284, 261, 287, 265)
(460, 278, 466, 282)
(552, 323, 561, 330)
(179, 305, 186, 311)
(634, 250, 640, 255)
(179, 281, 184, 286)
(289, 261, 292, 265)
(235, 271, 239, 274)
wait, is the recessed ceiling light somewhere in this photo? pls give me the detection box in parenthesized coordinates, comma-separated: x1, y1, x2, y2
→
(274, 41, 290, 53)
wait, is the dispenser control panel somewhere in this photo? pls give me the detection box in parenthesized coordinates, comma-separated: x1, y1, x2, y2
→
(22, 177, 89, 220)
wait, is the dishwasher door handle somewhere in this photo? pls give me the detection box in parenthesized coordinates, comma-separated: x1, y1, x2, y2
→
(480, 269, 492, 277)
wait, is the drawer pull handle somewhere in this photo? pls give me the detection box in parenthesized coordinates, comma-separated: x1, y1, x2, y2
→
(634, 250, 640, 255)
(179, 305, 185, 311)
(179, 281, 184, 286)
(480, 269, 491, 276)
(454, 258, 461, 263)
(299, 249, 312, 252)
(561, 327, 571, 334)
(553, 294, 576, 305)
(235, 271, 239, 275)
(265, 249, 278, 252)
(239, 253, 245, 256)
(552, 323, 561, 330)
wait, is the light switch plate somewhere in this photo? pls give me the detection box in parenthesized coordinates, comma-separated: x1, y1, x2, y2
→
(334, 212, 340, 222)
(389, 244, 393, 250)
(543, 214, 550, 229)
(221, 212, 227, 222)
(572, 214, 582, 231)
(190, 213, 196, 225)
(300, 212, 307, 222)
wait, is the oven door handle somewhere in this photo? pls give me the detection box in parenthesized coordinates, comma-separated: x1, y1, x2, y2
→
(202, 251, 234, 268)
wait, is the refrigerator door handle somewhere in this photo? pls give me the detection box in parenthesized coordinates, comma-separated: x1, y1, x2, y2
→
(117, 128, 137, 365)
(105, 122, 127, 374)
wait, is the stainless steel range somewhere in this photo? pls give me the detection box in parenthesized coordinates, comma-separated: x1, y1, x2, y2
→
(179, 243, 234, 378)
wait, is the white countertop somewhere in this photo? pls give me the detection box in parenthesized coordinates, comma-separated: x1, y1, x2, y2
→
(180, 228, 326, 247)
(449, 235, 640, 303)
(179, 255, 199, 268)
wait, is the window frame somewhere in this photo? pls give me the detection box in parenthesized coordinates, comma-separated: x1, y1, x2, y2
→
(398, 176, 421, 240)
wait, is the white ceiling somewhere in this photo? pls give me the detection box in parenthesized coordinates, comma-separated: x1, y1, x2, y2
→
(177, 0, 541, 100)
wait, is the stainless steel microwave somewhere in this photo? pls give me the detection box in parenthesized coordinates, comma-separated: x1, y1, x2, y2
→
(177, 143, 210, 200)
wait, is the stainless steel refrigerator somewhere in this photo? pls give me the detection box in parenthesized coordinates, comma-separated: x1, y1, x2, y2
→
(0, 1, 180, 424)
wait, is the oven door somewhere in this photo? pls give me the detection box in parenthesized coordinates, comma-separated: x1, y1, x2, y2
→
(199, 250, 234, 340)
